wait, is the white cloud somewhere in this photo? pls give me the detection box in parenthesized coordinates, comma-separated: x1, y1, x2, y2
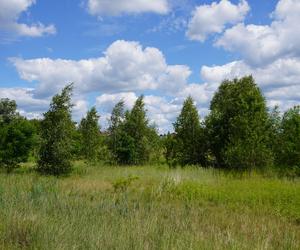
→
(216, 0, 300, 65)
(144, 95, 181, 132)
(96, 92, 138, 112)
(200, 57, 300, 111)
(186, 0, 249, 42)
(149, 13, 187, 34)
(73, 99, 89, 121)
(87, 0, 169, 16)
(180, 83, 213, 105)
(266, 85, 300, 101)
(9, 40, 197, 132)
(0, 87, 48, 119)
(0, 87, 49, 111)
(0, 87, 88, 122)
(11, 40, 191, 98)
(201, 58, 300, 89)
(0, 0, 56, 37)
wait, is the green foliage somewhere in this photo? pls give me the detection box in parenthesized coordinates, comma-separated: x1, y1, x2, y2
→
(163, 133, 178, 167)
(70, 128, 82, 160)
(0, 98, 18, 124)
(0, 99, 36, 173)
(108, 96, 160, 165)
(206, 76, 273, 169)
(173, 96, 206, 166)
(0, 118, 36, 173)
(79, 107, 101, 163)
(268, 106, 282, 155)
(122, 96, 151, 164)
(276, 106, 300, 173)
(37, 84, 75, 175)
(107, 100, 125, 163)
(147, 125, 163, 164)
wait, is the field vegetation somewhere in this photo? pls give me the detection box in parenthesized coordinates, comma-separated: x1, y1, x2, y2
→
(0, 163, 299, 249)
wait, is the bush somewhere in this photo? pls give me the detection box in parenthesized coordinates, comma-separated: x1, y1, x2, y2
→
(0, 119, 36, 173)
(0, 98, 36, 173)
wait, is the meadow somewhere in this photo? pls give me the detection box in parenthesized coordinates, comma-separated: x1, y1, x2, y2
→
(0, 163, 299, 249)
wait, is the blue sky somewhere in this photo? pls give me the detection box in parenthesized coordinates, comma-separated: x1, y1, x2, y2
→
(0, 0, 299, 132)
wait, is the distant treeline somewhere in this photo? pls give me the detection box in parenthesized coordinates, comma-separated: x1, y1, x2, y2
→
(0, 76, 299, 176)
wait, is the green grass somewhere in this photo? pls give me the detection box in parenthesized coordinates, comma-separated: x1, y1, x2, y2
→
(0, 163, 299, 249)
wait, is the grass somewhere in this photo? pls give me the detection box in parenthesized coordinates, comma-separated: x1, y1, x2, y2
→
(0, 162, 299, 249)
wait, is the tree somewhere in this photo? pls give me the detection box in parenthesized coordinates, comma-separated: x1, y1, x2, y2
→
(206, 76, 273, 169)
(0, 98, 18, 124)
(173, 96, 205, 166)
(122, 96, 152, 165)
(276, 106, 300, 171)
(0, 99, 36, 173)
(37, 84, 75, 175)
(108, 96, 159, 165)
(79, 107, 100, 163)
(107, 100, 125, 163)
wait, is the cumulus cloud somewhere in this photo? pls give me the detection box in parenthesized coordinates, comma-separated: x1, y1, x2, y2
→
(180, 83, 214, 105)
(0, 87, 49, 111)
(73, 99, 89, 122)
(9, 40, 198, 132)
(216, 0, 300, 65)
(0, 87, 88, 122)
(200, 57, 300, 111)
(11, 40, 191, 98)
(86, 0, 169, 16)
(186, 0, 249, 42)
(201, 58, 300, 89)
(0, 0, 56, 37)
(0, 87, 48, 119)
(96, 92, 138, 112)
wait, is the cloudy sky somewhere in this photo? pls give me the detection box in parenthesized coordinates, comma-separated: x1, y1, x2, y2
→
(0, 0, 299, 132)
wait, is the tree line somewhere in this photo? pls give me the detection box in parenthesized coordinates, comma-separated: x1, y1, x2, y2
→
(0, 76, 299, 176)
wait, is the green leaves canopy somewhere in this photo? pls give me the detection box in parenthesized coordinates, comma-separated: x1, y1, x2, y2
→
(206, 76, 273, 169)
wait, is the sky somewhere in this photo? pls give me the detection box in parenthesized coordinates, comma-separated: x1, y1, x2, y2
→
(0, 0, 299, 133)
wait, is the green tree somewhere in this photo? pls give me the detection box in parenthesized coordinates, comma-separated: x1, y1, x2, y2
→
(109, 96, 159, 165)
(107, 100, 125, 163)
(37, 84, 75, 175)
(0, 99, 36, 172)
(276, 106, 300, 172)
(206, 76, 273, 169)
(122, 96, 152, 165)
(79, 107, 101, 163)
(174, 96, 205, 166)
(0, 98, 18, 124)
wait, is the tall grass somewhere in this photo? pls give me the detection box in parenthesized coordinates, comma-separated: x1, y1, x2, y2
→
(0, 163, 299, 249)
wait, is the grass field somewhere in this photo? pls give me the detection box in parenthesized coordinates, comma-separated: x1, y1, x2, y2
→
(0, 162, 299, 249)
